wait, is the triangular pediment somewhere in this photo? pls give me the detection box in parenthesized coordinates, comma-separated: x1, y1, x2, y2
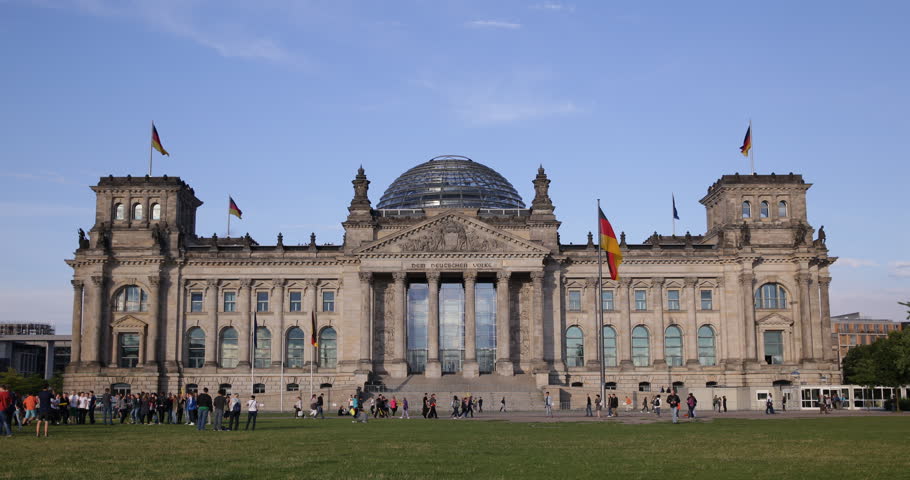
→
(756, 312, 793, 326)
(112, 315, 148, 329)
(356, 212, 550, 256)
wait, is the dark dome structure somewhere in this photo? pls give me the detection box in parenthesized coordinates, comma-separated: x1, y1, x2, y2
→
(377, 155, 526, 210)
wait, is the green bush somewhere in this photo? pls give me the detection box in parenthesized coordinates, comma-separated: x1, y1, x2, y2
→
(882, 398, 910, 411)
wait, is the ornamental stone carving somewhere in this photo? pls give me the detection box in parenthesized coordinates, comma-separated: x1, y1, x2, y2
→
(71, 279, 84, 290)
(238, 278, 252, 290)
(496, 271, 510, 283)
(359, 272, 373, 284)
(392, 272, 407, 284)
(400, 219, 504, 252)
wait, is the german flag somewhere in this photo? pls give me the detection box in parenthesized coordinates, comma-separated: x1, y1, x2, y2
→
(740, 125, 752, 157)
(228, 196, 242, 219)
(310, 311, 319, 347)
(151, 123, 169, 156)
(598, 207, 623, 280)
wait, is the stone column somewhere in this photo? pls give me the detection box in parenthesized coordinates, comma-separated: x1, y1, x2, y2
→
(530, 270, 546, 372)
(358, 272, 373, 373)
(797, 272, 814, 362)
(145, 275, 161, 367)
(818, 276, 834, 361)
(237, 279, 252, 368)
(425, 272, 442, 378)
(44, 341, 55, 380)
(272, 278, 286, 367)
(652, 277, 666, 366)
(462, 270, 478, 378)
(204, 279, 218, 367)
(305, 279, 318, 365)
(495, 271, 513, 376)
(618, 277, 633, 369)
(740, 272, 757, 363)
(70, 280, 84, 366)
(684, 277, 699, 366)
(392, 272, 408, 376)
(84, 275, 105, 367)
(584, 277, 601, 369)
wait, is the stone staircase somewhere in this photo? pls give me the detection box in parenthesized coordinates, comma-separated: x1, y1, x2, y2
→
(367, 374, 546, 411)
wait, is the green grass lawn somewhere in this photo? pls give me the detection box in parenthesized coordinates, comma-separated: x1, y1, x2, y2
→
(2, 415, 908, 479)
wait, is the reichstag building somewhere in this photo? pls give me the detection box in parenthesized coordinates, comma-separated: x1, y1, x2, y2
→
(64, 155, 840, 404)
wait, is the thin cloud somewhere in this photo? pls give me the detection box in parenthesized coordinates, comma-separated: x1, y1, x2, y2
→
(836, 257, 879, 268)
(531, 3, 575, 13)
(0, 171, 69, 184)
(466, 20, 521, 30)
(889, 261, 910, 278)
(0, 202, 94, 218)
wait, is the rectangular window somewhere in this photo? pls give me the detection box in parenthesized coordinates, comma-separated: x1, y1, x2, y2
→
(256, 292, 269, 312)
(322, 291, 335, 312)
(700, 290, 713, 310)
(190, 292, 203, 312)
(223, 291, 236, 312)
(118, 333, 140, 368)
(601, 290, 614, 311)
(634, 290, 647, 311)
(667, 290, 680, 311)
(289, 291, 302, 312)
(763, 330, 784, 365)
(567, 290, 582, 311)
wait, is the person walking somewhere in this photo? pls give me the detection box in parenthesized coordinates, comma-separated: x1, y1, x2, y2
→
(316, 394, 325, 419)
(478, 397, 483, 413)
(585, 395, 593, 417)
(606, 394, 613, 417)
(245, 395, 261, 430)
(88, 390, 96, 425)
(544, 391, 553, 417)
(36, 385, 53, 437)
(229, 394, 241, 431)
(667, 390, 681, 424)
(594, 394, 603, 418)
(294, 396, 303, 419)
(0, 384, 13, 437)
(390, 396, 398, 417)
(499, 396, 507, 413)
(212, 390, 227, 431)
(782, 394, 787, 412)
(641, 396, 650, 413)
(611, 394, 620, 417)
(400, 397, 409, 419)
(653, 395, 662, 416)
(196, 388, 213, 431)
(451, 395, 461, 418)
(722, 395, 727, 413)
(687, 393, 698, 419)
(428, 394, 438, 419)
(422, 393, 429, 418)
(765, 394, 775, 415)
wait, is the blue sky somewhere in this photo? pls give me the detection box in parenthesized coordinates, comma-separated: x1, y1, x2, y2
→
(1, 0, 908, 332)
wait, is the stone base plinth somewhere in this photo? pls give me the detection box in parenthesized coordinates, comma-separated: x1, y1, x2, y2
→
(495, 360, 514, 376)
(424, 360, 442, 378)
(462, 361, 479, 378)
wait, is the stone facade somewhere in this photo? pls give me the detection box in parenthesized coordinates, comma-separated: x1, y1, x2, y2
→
(64, 167, 840, 407)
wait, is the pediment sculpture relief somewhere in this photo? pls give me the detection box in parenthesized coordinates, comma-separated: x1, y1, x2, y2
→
(399, 219, 505, 252)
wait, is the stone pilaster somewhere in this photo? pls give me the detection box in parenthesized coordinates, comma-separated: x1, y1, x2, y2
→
(462, 270, 479, 378)
(388, 272, 408, 377)
(818, 276, 834, 361)
(271, 278, 286, 367)
(70, 280, 84, 367)
(204, 279, 218, 367)
(618, 277, 633, 369)
(145, 274, 161, 367)
(584, 277, 601, 369)
(684, 277, 699, 366)
(652, 277, 666, 366)
(495, 271, 513, 376)
(305, 279, 317, 365)
(237, 278, 251, 368)
(424, 272, 441, 378)
(740, 272, 756, 363)
(530, 271, 546, 371)
(358, 272, 373, 373)
(796, 272, 814, 362)
(84, 275, 104, 367)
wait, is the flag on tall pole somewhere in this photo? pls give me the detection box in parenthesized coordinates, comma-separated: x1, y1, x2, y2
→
(598, 207, 623, 280)
(740, 124, 752, 157)
(672, 194, 680, 236)
(148, 122, 168, 176)
(228, 196, 242, 237)
(310, 311, 319, 347)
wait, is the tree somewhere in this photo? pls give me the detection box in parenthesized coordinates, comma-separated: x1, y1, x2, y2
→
(0, 368, 50, 395)
(899, 300, 910, 320)
(843, 329, 910, 412)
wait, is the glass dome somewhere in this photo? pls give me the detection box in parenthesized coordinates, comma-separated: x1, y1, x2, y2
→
(377, 155, 526, 210)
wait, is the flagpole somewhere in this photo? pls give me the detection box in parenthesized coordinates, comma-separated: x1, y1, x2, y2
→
(280, 326, 285, 414)
(251, 310, 255, 396)
(596, 199, 606, 405)
(749, 119, 755, 174)
(672, 194, 676, 237)
(309, 311, 315, 400)
(227, 196, 232, 237)
(148, 121, 154, 176)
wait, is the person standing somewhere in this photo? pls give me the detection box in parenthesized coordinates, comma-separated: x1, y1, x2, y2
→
(196, 388, 213, 431)
(229, 394, 241, 431)
(36, 385, 53, 437)
(653, 395, 662, 416)
(722, 395, 727, 413)
(400, 397, 409, 419)
(478, 397, 483, 413)
(390, 396, 398, 417)
(245, 395, 261, 430)
(611, 394, 620, 417)
(667, 390, 681, 424)
(422, 393, 429, 418)
(428, 394, 438, 419)
(87, 391, 96, 424)
(765, 394, 774, 415)
(316, 394, 325, 419)
(500, 396, 506, 413)
(544, 391, 553, 417)
(687, 393, 698, 419)
(782, 394, 787, 412)
(451, 395, 461, 418)
(0, 384, 13, 437)
(101, 388, 112, 425)
(594, 394, 602, 418)
(212, 390, 227, 431)
(585, 395, 593, 417)
(294, 396, 303, 419)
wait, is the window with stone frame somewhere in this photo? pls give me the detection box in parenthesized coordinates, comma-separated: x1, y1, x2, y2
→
(760, 201, 770, 218)
(763, 330, 784, 364)
(634, 289, 647, 311)
(118, 333, 140, 368)
(256, 291, 269, 312)
(151, 203, 161, 220)
(190, 292, 204, 312)
(778, 200, 788, 217)
(253, 383, 265, 394)
(289, 291, 302, 312)
(114, 286, 148, 312)
(322, 290, 335, 312)
(742, 201, 751, 218)
(667, 289, 681, 311)
(223, 291, 236, 312)
(186, 327, 205, 368)
(601, 289, 614, 311)
(567, 289, 582, 311)
(114, 203, 125, 221)
(700, 290, 713, 310)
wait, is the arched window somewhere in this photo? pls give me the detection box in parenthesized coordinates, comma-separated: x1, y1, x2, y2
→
(186, 327, 205, 368)
(254, 327, 271, 368)
(132, 203, 143, 220)
(602, 326, 617, 367)
(778, 201, 788, 217)
(742, 201, 751, 218)
(698, 325, 717, 366)
(220, 327, 239, 368)
(638, 381, 651, 392)
(760, 201, 769, 218)
(665, 325, 683, 366)
(151, 203, 161, 220)
(565, 326, 584, 367)
(114, 203, 125, 220)
(755, 283, 788, 309)
(286, 327, 305, 368)
(632, 325, 650, 367)
(319, 327, 337, 368)
(113, 285, 148, 312)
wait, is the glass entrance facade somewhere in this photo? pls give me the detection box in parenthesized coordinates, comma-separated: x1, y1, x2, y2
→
(439, 283, 465, 374)
(407, 283, 428, 373)
(475, 283, 496, 374)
